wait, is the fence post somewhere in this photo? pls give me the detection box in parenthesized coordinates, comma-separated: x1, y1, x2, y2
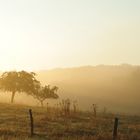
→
(29, 109, 34, 136)
(113, 117, 119, 140)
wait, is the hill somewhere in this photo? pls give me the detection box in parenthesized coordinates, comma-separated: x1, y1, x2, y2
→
(37, 65, 140, 114)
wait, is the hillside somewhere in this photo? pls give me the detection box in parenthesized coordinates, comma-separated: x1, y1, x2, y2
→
(37, 65, 140, 114)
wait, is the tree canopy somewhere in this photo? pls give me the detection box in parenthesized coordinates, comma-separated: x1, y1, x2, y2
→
(0, 71, 40, 103)
(32, 85, 59, 107)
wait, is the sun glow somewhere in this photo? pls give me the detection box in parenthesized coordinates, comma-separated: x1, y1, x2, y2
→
(0, 0, 140, 71)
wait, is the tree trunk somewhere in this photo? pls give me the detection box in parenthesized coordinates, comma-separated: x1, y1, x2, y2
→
(40, 101, 44, 107)
(11, 91, 16, 103)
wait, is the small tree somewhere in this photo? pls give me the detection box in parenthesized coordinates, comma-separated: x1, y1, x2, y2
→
(0, 71, 40, 103)
(32, 85, 59, 107)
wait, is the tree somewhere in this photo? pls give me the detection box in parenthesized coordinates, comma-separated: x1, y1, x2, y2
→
(32, 85, 59, 107)
(0, 71, 40, 103)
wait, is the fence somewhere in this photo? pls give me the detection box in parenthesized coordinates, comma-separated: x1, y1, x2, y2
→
(28, 109, 119, 139)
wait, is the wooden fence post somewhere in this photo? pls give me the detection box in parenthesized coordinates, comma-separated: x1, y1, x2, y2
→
(113, 117, 119, 140)
(29, 109, 34, 136)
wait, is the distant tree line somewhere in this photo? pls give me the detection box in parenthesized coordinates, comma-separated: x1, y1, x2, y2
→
(0, 71, 59, 106)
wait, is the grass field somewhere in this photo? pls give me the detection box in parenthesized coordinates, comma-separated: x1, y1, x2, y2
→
(0, 103, 139, 140)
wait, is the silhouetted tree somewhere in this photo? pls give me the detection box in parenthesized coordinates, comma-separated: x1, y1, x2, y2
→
(32, 85, 59, 107)
(0, 71, 40, 103)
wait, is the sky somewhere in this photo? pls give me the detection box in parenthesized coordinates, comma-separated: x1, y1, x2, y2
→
(0, 0, 140, 71)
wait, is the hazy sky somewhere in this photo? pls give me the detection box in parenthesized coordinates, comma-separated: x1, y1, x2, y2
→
(0, 0, 140, 70)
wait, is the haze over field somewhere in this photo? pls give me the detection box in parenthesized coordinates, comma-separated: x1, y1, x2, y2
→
(36, 65, 140, 114)
(1, 65, 140, 115)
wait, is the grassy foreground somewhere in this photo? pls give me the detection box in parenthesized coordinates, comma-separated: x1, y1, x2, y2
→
(0, 103, 139, 140)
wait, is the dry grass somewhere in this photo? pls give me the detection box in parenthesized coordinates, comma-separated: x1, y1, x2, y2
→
(0, 103, 139, 140)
